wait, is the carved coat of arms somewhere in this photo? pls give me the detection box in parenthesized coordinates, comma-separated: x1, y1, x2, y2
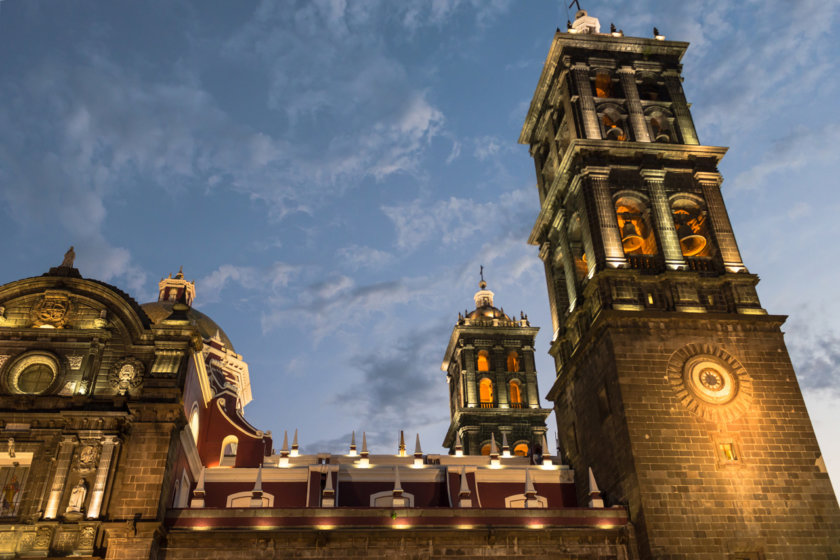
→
(30, 291, 72, 328)
(108, 358, 144, 395)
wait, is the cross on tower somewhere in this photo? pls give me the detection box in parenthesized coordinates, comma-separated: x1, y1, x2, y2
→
(568, 0, 582, 11)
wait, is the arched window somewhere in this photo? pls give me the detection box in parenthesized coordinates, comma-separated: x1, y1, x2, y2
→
(506, 351, 520, 373)
(189, 403, 200, 445)
(480, 443, 492, 456)
(476, 350, 490, 372)
(509, 380, 523, 408)
(594, 70, 613, 98)
(220, 435, 238, 467)
(513, 443, 529, 457)
(600, 106, 628, 141)
(615, 194, 657, 256)
(479, 378, 494, 408)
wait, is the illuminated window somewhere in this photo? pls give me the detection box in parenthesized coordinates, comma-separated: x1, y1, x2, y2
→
(718, 442, 738, 462)
(506, 351, 520, 373)
(479, 378, 494, 407)
(477, 350, 490, 372)
(220, 435, 238, 467)
(513, 443, 529, 457)
(509, 380, 523, 408)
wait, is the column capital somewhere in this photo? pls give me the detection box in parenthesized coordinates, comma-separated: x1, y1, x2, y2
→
(694, 171, 722, 185)
(582, 166, 611, 179)
(616, 65, 635, 75)
(571, 62, 590, 71)
(100, 435, 120, 446)
(60, 435, 79, 445)
(640, 168, 667, 181)
(539, 241, 551, 262)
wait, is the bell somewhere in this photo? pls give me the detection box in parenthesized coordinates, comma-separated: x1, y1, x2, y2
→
(677, 222, 706, 256)
(654, 132, 671, 143)
(621, 220, 643, 253)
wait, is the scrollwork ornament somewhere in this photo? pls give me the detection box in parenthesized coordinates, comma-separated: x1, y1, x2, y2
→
(108, 357, 144, 395)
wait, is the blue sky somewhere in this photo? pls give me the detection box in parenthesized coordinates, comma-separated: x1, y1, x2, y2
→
(1, 0, 839, 495)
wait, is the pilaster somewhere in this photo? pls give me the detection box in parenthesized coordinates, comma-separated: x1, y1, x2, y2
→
(641, 168, 685, 269)
(87, 435, 119, 519)
(572, 64, 601, 139)
(695, 171, 746, 272)
(663, 70, 699, 145)
(617, 67, 650, 142)
(44, 435, 76, 519)
(582, 167, 626, 269)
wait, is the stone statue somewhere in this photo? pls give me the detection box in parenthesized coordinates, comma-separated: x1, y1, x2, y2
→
(60, 246, 75, 268)
(66, 479, 87, 513)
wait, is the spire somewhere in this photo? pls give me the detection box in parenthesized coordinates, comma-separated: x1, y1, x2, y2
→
(502, 432, 511, 458)
(524, 468, 536, 499)
(398, 430, 406, 457)
(278, 430, 290, 467)
(358, 432, 370, 467)
(489, 434, 500, 467)
(392, 466, 407, 507)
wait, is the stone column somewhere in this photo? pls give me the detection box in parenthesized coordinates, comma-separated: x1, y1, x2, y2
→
(493, 347, 507, 408)
(557, 218, 580, 310)
(695, 171, 746, 272)
(641, 168, 685, 269)
(462, 346, 477, 407)
(44, 435, 76, 519)
(663, 70, 699, 145)
(583, 168, 626, 269)
(539, 242, 562, 334)
(87, 436, 118, 519)
(617, 66, 650, 142)
(572, 64, 601, 139)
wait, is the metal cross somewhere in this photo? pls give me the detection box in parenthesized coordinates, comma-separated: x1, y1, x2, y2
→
(568, 0, 582, 11)
(480, 265, 485, 283)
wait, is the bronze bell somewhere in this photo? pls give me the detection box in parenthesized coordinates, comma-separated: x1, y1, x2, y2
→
(677, 222, 706, 256)
(621, 219, 643, 253)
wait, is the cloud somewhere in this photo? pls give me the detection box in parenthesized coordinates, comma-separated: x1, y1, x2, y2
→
(382, 187, 535, 251)
(199, 262, 300, 304)
(787, 327, 840, 396)
(337, 245, 393, 271)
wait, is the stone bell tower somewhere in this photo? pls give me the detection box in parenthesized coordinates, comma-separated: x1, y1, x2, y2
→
(441, 274, 551, 457)
(519, 9, 839, 559)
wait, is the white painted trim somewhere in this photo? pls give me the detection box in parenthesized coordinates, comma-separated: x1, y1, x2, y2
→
(369, 490, 414, 508)
(226, 491, 274, 508)
(178, 427, 203, 479)
(504, 493, 547, 508)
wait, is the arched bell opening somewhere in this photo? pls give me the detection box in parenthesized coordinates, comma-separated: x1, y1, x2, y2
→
(600, 106, 629, 141)
(645, 107, 677, 144)
(509, 379, 524, 408)
(479, 377, 494, 408)
(567, 214, 587, 282)
(506, 351, 520, 373)
(637, 73, 671, 102)
(476, 349, 490, 372)
(615, 194, 657, 256)
(671, 196, 712, 257)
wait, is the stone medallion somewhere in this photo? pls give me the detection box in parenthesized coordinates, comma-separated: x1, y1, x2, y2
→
(667, 343, 752, 423)
(108, 358, 144, 395)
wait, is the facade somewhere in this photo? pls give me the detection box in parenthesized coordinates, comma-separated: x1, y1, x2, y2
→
(0, 8, 835, 560)
(519, 9, 840, 560)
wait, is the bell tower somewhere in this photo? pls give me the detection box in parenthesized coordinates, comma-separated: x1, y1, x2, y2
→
(441, 275, 550, 457)
(519, 9, 839, 559)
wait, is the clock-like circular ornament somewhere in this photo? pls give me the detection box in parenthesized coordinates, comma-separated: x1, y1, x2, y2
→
(667, 344, 752, 423)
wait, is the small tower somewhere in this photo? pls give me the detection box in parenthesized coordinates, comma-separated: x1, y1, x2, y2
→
(441, 273, 550, 456)
(157, 267, 196, 306)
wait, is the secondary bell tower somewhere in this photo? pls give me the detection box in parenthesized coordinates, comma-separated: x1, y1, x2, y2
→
(519, 8, 839, 559)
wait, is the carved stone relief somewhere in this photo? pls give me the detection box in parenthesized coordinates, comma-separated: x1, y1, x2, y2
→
(30, 291, 73, 328)
(108, 358, 144, 395)
(75, 443, 100, 474)
(67, 355, 84, 370)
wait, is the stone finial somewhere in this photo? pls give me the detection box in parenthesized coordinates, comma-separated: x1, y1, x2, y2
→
(280, 431, 289, 457)
(454, 431, 464, 457)
(501, 432, 511, 458)
(191, 467, 206, 508)
(290, 429, 299, 457)
(414, 433, 422, 457)
(489, 434, 499, 458)
(524, 468, 536, 499)
(349, 431, 357, 456)
(458, 467, 472, 507)
(392, 466, 407, 507)
(398, 430, 406, 457)
(322, 469, 335, 507)
(250, 465, 264, 507)
(361, 432, 369, 457)
(588, 467, 605, 508)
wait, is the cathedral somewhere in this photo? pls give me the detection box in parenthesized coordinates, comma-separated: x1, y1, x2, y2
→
(0, 9, 837, 560)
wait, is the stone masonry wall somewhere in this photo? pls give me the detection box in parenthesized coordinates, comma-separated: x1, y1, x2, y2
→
(562, 312, 840, 559)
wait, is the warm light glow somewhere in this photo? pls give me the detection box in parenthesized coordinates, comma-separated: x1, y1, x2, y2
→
(278, 457, 290, 467)
(289, 449, 299, 457)
(477, 350, 490, 372)
(479, 378, 493, 405)
(454, 450, 463, 457)
(38, 324, 56, 329)
(456, 524, 474, 530)
(489, 458, 501, 469)
(412, 458, 424, 468)
(347, 450, 358, 457)
(598, 523, 616, 530)
(316, 525, 335, 530)
(357, 458, 371, 468)
(528, 523, 545, 530)
(393, 523, 411, 530)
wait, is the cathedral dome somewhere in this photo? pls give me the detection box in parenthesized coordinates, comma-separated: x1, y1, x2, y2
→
(140, 301, 235, 352)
